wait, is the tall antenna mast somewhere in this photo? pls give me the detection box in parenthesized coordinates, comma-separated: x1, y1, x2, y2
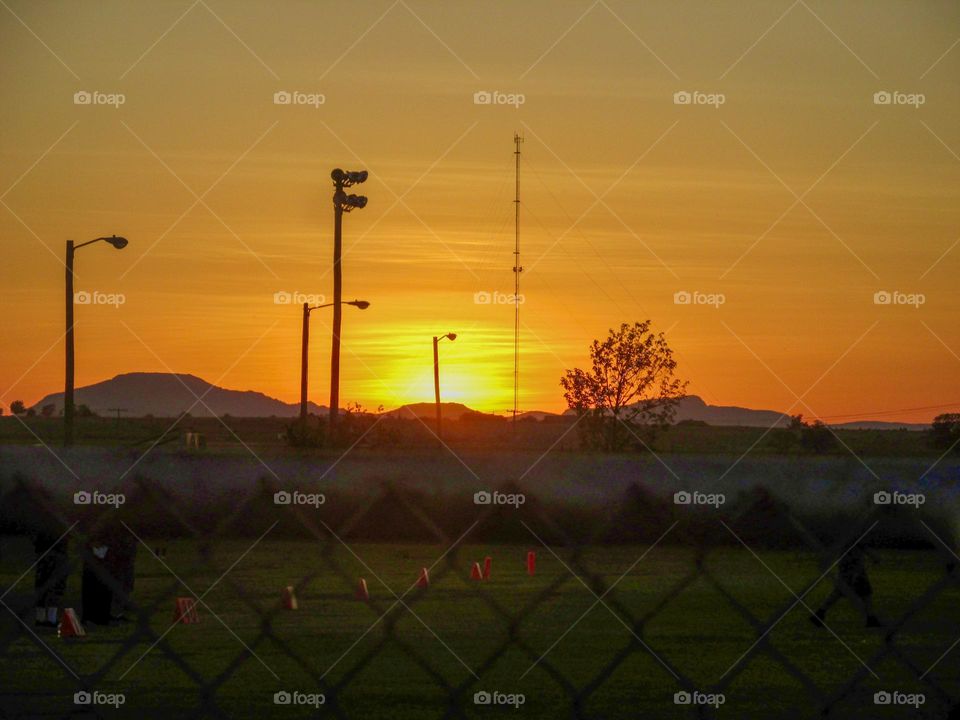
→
(513, 132, 523, 427)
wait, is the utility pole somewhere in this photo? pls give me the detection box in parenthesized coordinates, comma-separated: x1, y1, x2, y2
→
(63, 234, 128, 447)
(65, 241, 75, 446)
(300, 301, 310, 424)
(433, 336, 441, 440)
(328, 169, 367, 436)
(513, 132, 523, 428)
(302, 299, 369, 429)
(432, 332, 456, 444)
(329, 197, 343, 431)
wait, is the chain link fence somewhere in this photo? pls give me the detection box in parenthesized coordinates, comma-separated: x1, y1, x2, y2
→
(1, 461, 959, 719)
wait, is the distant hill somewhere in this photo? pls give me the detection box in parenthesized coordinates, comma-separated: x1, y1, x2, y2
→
(672, 397, 926, 430)
(30, 372, 326, 418)
(557, 395, 929, 430)
(515, 410, 558, 421)
(672, 395, 791, 427)
(384, 402, 479, 420)
(559, 395, 791, 427)
(26, 376, 932, 429)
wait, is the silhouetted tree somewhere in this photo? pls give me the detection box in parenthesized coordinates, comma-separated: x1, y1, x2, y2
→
(10, 400, 25, 415)
(931, 413, 960, 452)
(765, 413, 804, 453)
(800, 419, 837, 454)
(561, 321, 686, 451)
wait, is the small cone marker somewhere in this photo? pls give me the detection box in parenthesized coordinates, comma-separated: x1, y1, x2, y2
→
(58, 608, 85, 638)
(416, 567, 430, 588)
(173, 597, 200, 624)
(527, 551, 536, 576)
(470, 562, 483, 580)
(483, 556, 492, 580)
(281, 586, 298, 610)
(356, 578, 369, 601)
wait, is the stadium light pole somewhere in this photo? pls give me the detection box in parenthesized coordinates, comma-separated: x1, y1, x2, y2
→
(64, 235, 128, 447)
(301, 300, 369, 424)
(329, 169, 368, 436)
(433, 333, 457, 442)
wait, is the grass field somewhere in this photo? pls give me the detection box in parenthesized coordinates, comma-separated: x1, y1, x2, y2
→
(1, 538, 958, 719)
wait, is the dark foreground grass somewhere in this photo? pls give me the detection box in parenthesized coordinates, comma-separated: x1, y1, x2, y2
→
(1, 539, 958, 719)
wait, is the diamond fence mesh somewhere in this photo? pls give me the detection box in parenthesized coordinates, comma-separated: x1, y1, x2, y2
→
(1, 466, 959, 719)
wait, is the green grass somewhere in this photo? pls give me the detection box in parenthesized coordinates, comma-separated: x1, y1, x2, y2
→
(1, 539, 957, 718)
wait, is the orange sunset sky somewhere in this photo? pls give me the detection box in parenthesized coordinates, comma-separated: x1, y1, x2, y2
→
(1, 1, 959, 421)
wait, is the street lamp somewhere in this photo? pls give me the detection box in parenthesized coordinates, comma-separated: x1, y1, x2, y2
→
(64, 235, 128, 446)
(433, 332, 457, 442)
(301, 299, 369, 424)
(329, 168, 368, 434)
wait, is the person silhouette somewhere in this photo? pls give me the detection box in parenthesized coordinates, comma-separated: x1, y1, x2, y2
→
(33, 523, 70, 628)
(21, 485, 70, 629)
(810, 543, 882, 628)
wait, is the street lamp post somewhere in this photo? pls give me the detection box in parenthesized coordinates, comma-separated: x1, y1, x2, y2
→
(64, 235, 128, 447)
(433, 332, 457, 442)
(300, 302, 310, 423)
(329, 169, 368, 435)
(300, 299, 369, 424)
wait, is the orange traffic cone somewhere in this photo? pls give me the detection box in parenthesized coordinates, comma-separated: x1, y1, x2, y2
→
(173, 597, 200, 624)
(483, 556, 492, 580)
(58, 608, 85, 638)
(281, 586, 298, 610)
(416, 567, 430, 588)
(527, 551, 536, 576)
(470, 562, 483, 580)
(356, 578, 369, 601)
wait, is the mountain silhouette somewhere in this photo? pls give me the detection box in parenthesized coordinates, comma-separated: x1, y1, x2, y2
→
(26, 375, 928, 428)
(672, 395, 790, 427)
(30, 372, 326, 418)
(384, 402, 477, 420)
(560, 395, 927, 430)
(559, 394, 790, 426)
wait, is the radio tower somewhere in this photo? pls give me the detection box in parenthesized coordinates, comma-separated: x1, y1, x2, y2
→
(512, 132, 523, 427)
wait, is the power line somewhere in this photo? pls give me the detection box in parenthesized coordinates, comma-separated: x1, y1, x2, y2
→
(818, 402, 960, 421)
